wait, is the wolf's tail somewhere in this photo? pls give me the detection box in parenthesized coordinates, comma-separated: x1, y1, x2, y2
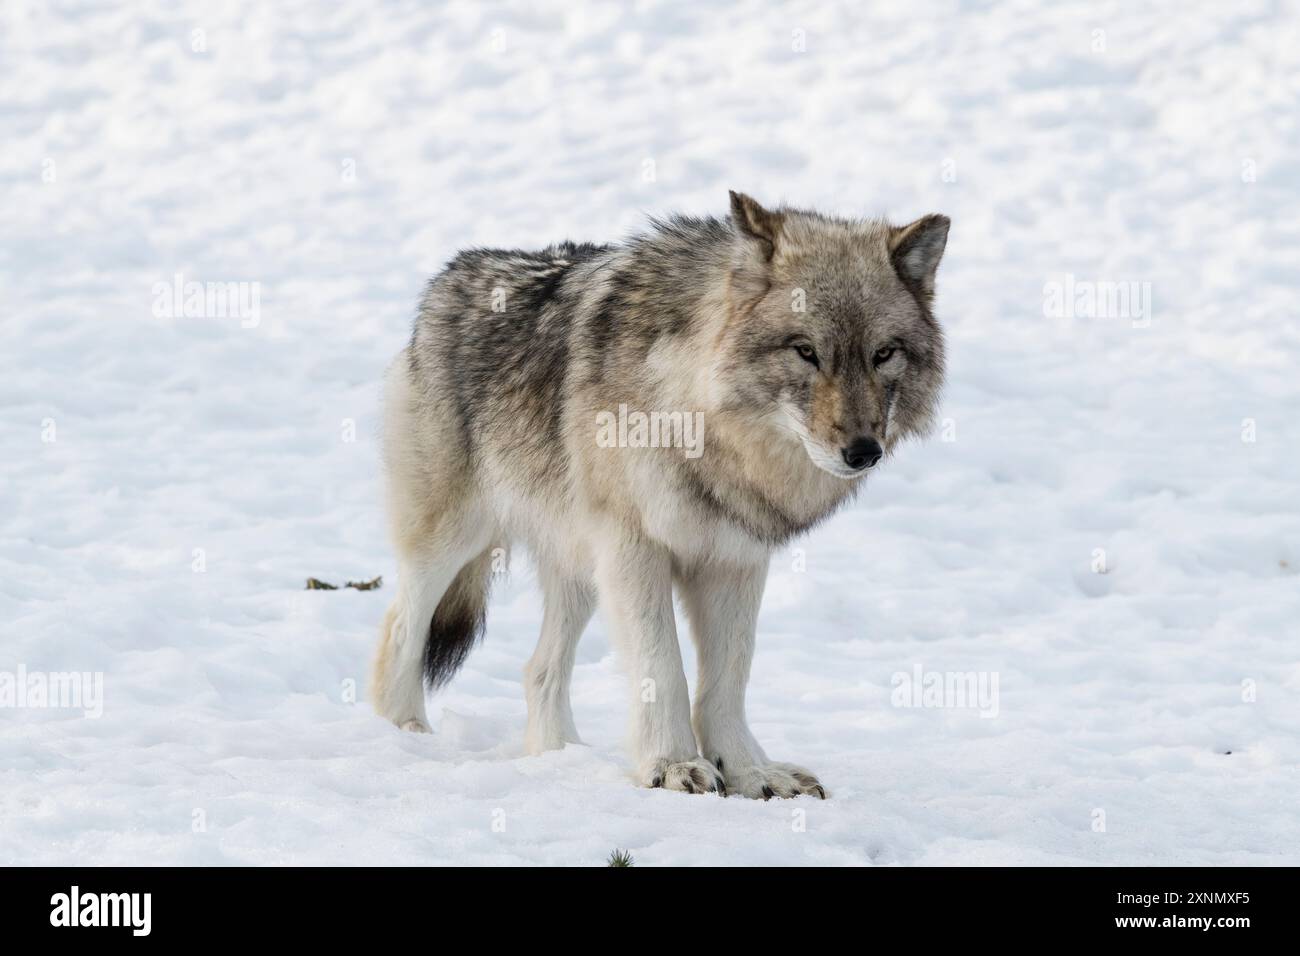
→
(422, 548, 494, 688)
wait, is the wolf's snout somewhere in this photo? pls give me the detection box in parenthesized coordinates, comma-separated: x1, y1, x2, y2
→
(841, 437, 883, 471)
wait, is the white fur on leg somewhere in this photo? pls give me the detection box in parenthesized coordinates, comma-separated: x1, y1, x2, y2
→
(681, 557, 828, 799)
(524, 565, 594, 754)
(370, 550, 471, 732)
(592, 527, 703, 790)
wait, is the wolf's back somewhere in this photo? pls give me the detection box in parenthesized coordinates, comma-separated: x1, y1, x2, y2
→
(409, 241, 612, 437)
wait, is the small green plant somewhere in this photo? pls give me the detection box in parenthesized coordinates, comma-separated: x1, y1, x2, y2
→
(607, 849, 634, 867)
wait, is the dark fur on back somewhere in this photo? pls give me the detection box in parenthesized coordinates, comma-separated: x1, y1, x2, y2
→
(410, 239, 617, 492)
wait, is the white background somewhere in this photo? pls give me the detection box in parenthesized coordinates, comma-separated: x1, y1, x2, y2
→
(2, 0, 1297, 865)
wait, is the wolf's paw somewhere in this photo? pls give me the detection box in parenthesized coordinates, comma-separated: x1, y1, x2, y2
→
(643, 757, 727, 796)
(398, 718, 431, 733)
(721, 761, 827, 800)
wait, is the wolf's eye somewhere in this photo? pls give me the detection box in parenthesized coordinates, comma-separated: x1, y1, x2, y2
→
(794, 343, 819, 368)
(872, 346, 897, 367)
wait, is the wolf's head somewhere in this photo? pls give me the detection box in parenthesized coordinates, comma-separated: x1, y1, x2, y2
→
(713, 191, 948, 479)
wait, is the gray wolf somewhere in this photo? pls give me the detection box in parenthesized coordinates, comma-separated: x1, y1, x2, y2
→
(371, 192, 949, 798)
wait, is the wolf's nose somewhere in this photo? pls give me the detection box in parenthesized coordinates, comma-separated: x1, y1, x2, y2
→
(842, 437, 883, 471)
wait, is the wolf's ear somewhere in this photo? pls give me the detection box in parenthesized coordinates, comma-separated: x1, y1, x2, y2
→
(890, 214, 950, 298)
(729, 190, 781, 261)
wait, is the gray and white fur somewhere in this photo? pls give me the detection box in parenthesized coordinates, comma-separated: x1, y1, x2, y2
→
(371, 192, 949, 798)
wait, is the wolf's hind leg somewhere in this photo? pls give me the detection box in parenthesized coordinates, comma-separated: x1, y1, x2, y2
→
(371, 554, 461, 731)
(370, 529, 490, 732)
(372, 350, 495, 732)
(524, 563, 595, 754)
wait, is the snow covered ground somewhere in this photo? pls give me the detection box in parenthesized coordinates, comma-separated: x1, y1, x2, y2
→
(2, 0, 1298, 866)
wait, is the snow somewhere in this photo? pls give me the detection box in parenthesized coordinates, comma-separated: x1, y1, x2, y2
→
(2, 0, 1298, 865)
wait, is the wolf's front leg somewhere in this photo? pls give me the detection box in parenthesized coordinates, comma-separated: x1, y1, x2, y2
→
(680, 558, 827, 799)
(593, 526, 725, 795)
